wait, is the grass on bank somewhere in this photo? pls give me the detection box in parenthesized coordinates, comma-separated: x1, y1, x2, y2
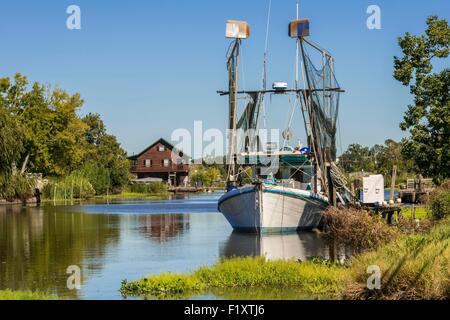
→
(120, 218, 450, 300)
(42, 182, 170, 202)
(0, 290, 57, 300)
(120, 258, 347, 299)
(401, 207, 429, 220)
(347, 218, 450, 300)
(95, 192, 169, 200)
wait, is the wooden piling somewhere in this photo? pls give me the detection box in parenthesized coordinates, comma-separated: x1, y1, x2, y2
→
(390, 165, 397, 202)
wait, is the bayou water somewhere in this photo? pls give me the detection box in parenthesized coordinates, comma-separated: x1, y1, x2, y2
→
(0, 193, 339, 300)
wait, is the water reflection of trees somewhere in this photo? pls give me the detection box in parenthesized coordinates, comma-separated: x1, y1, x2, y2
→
(0, 205, 120, 298)
(137, 214, 190, 242)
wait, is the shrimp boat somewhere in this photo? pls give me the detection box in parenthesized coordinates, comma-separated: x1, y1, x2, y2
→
(218, 3, 348, 233)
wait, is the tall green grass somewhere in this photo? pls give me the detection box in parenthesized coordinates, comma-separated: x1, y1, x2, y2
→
(346, 218, 450, 300)
(42, 175, 95, 200)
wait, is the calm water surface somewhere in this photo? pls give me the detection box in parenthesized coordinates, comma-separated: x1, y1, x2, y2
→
(0, 193, 332, 300)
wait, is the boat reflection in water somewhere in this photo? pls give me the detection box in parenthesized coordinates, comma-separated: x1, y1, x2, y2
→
(220, 231, 330, 261)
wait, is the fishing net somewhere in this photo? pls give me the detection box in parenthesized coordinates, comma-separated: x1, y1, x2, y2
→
(302, 52, 340, 161)
(236, 92, 262, 154)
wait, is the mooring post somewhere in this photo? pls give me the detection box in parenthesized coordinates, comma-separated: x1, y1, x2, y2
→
(387, 211, 394, 225)
(390, 165, 397, 202)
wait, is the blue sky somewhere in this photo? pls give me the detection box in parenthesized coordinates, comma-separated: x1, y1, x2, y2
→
(0, 0, 449, 156)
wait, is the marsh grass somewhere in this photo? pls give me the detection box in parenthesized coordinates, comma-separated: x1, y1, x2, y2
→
(120, 274, 205, 298)
(120, 258, 348, 299)
(0, 290, 56, 300)
(345, 218, 450, 300)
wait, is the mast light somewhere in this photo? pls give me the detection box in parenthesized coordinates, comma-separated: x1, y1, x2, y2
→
(289, 19, 310, 38)
(226, 20, 250, 39)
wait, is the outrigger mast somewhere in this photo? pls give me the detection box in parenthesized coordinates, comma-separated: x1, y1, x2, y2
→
(225, 20, 250, 191)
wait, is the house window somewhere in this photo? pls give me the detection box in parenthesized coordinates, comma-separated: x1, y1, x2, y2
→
(144, 159, 152, 167)
(158, 145, 165, 152)
(162, 159, 170, 167)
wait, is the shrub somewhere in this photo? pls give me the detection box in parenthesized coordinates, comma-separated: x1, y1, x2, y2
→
(428, 182, 450, 220)
(0, 173, 34, 201)
(78, 160, 129, 195)
(190, 166, 222, 188)
(323, 207, 399, 254)
(128, 182, 168, 194)
(78, 161, 110, 195)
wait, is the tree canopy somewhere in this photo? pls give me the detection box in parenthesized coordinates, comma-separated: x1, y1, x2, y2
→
(0, 73, 130, 196)
(338, 140, 414, 184)
(394, 16, 450, 183)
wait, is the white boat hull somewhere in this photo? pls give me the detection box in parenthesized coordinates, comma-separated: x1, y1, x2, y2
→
(218, 185, 328, 233)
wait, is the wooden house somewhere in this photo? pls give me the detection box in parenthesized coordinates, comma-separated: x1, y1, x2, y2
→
(128, 138, 189, 186)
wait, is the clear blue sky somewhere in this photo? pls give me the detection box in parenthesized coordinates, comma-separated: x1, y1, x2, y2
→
(1, 0, 449, 156)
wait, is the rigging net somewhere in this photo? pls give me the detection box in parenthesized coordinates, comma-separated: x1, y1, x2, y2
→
(301, 51, 340, 162)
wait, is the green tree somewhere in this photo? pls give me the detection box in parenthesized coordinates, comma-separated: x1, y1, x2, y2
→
(82, 113, 129, 193)
(0, 74, 130, 197)
(394, 16, 450, 183)
(338, 144, 374, 173)
(0, 106, 25, 172)
(0, 74, 88, 175)
(190, 165, 222, 188)
(373, 139, 414, 184)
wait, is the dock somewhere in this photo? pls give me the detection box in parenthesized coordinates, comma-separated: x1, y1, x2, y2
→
(363, 203, 404, 224)
(168, 186, 224, 194)
(399, 178, 434, 203)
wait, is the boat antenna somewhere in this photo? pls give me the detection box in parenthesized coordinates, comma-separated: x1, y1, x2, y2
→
(262, 0, 272, 91)
(283, 0, 301, 149)
(257, 0, 272, 133)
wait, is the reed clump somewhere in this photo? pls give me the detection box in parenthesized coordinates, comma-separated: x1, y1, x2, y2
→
(323, 207, 399, 253)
